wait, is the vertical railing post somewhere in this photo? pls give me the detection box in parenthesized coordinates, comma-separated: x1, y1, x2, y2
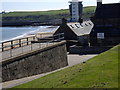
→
(31, 44, 32, 51)
(27, 37, 29, 45)
(59, 33, 60, 41)
(10, 48, 12, 57)
(11, 41, 13, 49)
(2, 43, 4, 52)
(33, 36, 35, 41)
(63, 33, 64, 39)
(40, 34, 42, 38)
(22, 43, 23, 54)
(52, 34, 54, 44)
(19, 39, 21, 47)
(39, 42, 41, 48)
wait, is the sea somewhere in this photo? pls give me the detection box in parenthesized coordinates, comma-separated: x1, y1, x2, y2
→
(0, 26, 59, 43)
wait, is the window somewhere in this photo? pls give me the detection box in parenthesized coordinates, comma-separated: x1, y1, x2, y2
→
(73, 11, 75, 12)
(73, 4, 76, 6)
(97, 33, 104, 39)
(75, 24, 80, 28)
(73, 7, 75, 9)
(89, 23, 92, 26)
(70, 25, 74, 28)
(85, 23, 88, 26)
(80, 24, 83, 27)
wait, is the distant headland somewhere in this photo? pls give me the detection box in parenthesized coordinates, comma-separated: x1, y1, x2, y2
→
(1, 6, 96, 27)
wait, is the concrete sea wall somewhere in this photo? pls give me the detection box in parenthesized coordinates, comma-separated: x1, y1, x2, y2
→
(2, 41, 68, 82)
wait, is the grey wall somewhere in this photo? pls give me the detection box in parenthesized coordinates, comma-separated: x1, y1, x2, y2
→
(77, 35, 89, 46)
(69, 45, 112, 54)
(2, 41, 68, 82)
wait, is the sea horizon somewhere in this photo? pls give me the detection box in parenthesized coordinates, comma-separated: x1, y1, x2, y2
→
(0, 26, 59, 43)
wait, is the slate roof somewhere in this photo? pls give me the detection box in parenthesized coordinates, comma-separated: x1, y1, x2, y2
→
(94, 3, 120, 19)
(67, 21, 94, 36)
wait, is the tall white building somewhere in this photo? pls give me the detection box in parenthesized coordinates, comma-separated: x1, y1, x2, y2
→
(69, 0, 83, 22)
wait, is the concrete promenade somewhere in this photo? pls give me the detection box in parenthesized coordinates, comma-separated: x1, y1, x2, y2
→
(2, 54, 97, 89)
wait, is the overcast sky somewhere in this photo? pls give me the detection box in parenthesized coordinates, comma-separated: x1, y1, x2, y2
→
(1, 0, 120, 12)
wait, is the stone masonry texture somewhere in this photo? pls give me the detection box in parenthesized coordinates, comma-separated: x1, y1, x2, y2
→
(2, 42, 68, 82)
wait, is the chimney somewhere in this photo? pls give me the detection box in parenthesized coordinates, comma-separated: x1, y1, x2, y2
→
(62, 18, 67, 24)
(97, 0, 102, 8)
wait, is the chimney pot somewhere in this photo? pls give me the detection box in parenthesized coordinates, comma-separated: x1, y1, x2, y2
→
(97, 0, 102, 8)
(97, 0, 102, 2)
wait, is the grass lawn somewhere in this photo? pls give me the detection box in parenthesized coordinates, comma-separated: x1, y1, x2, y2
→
(2, 6, 96, 23)
(2, 6, 96, 17)
(12, 44, 119, 88)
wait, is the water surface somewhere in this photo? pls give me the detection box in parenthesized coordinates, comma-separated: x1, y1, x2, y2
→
(0, 26, 59, 42)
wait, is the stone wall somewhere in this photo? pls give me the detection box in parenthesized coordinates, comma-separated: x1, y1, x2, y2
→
(2, 41, 68, 82)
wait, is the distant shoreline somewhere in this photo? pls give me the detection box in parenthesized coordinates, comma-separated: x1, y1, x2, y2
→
(1, 22, 60, 27)
(1, 26, 58, 43)
(1, 6, 96, 27)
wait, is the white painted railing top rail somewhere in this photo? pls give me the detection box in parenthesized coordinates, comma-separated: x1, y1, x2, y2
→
(0, 33, 64, 61)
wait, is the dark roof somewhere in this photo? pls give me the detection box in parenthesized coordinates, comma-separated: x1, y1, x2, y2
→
(66, 21, 94, 36)
(94, 3, 120, 19)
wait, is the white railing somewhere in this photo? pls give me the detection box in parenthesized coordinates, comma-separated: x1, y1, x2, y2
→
(1, 33, 64, 61)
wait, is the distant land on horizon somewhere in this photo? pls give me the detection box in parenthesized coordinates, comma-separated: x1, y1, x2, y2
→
(1, 6, 96, 27)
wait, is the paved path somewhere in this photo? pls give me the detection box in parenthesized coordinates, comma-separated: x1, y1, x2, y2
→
(1, 54, 97, 89)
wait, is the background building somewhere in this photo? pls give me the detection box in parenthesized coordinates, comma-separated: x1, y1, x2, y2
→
(90, 0, 120, 46)
(69, 0, 83, 22)
(54, 20, 93, 46)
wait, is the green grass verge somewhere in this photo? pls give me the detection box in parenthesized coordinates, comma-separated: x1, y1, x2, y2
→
(12, 45, 119, 88)
(2, 6, 96, 23)
(2, 6, 96, 17)
(2, 9, 70, 17)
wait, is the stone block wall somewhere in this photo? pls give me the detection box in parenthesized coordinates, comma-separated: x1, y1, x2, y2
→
(2, 41, 68, 82)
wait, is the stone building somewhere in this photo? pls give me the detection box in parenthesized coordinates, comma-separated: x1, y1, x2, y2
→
(90, 0, 120, 46)
(54, 20, 93, 46)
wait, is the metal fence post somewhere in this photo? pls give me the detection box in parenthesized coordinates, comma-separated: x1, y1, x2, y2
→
(27, 37, 29, 45)
(33, 36, 35, 41)
(47, 42, 48, 46)
(31, 43, 32, 51)
(53, 34, 55, 44)
(2, 43, 4, 52)
(39, 42, 41, 48)
(11, 41, 13, 49)
(10, 48, 12, 57)
(58, 33, 60, 41)
(19, 39, 21, 47)
(22, 44, 23, 54)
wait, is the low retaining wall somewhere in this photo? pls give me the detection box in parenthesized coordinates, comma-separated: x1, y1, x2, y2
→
(2, 41, 68, 82)
(69, 45, 113, 54)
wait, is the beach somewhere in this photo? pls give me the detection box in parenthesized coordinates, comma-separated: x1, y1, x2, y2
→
(0, 26, 58, 52)
(0, 26, 59, 43)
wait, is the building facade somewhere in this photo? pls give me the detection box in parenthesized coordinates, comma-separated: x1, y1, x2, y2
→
(90, 0, 120, 46)
(54, 21, 93, 46)
(69, 0, 83, 22)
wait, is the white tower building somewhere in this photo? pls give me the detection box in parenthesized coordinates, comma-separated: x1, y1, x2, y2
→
(69, 0, 83, 22)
